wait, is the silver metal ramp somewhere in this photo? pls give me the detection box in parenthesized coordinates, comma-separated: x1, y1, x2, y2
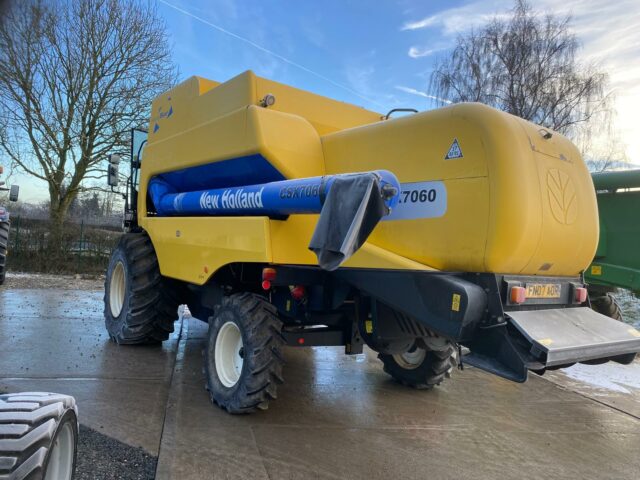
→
(507, 307, 640, 367)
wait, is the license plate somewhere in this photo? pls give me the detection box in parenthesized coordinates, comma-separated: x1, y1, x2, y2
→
(525, 283, 561, 299)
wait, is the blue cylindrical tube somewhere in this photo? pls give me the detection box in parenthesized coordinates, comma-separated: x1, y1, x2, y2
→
(149, 170, 400, 217)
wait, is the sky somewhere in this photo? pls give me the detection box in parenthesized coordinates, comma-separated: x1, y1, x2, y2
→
(158, 0, 639, 153)
(12, 0, 640, 202)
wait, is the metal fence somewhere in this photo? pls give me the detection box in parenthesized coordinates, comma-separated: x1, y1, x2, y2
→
(8, 216, 122, 274)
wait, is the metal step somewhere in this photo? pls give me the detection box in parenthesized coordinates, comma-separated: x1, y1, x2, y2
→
(507, 307, 640, 367)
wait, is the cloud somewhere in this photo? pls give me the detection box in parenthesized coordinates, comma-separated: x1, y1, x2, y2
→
(401, 0, 640, 161)
(402, 15, 439, 31)
(408, 46, 438, 58)
(407, 44, 449, 58)
(400, 2, 509, 36)
(395, 86, 451, 104)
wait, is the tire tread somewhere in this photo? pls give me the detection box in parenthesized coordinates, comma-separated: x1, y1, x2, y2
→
(0, 221, 9, 286)
(379, 344, 457, 390)
(104, 232, 181, 344)
(205, 293, 284, 414)
(590, 292, 623, 322)
(0, 392, 77, 480)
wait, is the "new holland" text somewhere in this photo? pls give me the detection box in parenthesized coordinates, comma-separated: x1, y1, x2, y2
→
(199, 187, 265, 210)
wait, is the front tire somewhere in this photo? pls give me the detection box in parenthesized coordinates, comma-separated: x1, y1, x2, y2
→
(0, 220, 9, 285)
(204, 293, 284, 414)
(379, 343, 457, 389)
(104, 232, 180, 344)
(0, 392, 78, 480)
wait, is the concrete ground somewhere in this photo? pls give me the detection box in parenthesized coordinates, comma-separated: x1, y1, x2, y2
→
(1, 285, 639, 479)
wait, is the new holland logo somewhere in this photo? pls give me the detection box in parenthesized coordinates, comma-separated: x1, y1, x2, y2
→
(547, 169, 577, 225)
(199, 187, 265, 210)
(445, 138, 463, 160)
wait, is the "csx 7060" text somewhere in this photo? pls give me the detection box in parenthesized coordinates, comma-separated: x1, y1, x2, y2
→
(399, 189, 437, 204)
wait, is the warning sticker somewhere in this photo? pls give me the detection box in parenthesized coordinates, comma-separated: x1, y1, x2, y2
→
(445, 138, 463, 160)
(451, 294, 461, 312)
(384, 180, 447, 221)
(365, 320, 373, 334)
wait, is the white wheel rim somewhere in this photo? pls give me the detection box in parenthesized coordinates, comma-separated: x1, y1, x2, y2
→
(393, 347, 426, 370)
(109, 261, 126, 318)
(44, 421, 75, 480)
(215, 321, 244, 387)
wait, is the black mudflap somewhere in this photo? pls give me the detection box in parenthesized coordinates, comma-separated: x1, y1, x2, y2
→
(464, 326, 540, 383)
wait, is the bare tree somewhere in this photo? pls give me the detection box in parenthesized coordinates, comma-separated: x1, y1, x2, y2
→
(0, 0, 177, 245)
(429, 0, 609, 137)
(69, 188, 122, 220)
(577, 109, 629, 172)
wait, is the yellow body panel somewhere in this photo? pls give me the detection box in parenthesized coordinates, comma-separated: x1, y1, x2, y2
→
(322, 103, 598, 275)
(255, 76, 381, 135)
(140, 71, 599, 284)
(268, 215, 433, 272)
(142, 216, 272, 283)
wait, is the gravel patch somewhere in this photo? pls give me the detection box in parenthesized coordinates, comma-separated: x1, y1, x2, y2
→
(76, 425, 157, 479)
(3, 272, 103, 290)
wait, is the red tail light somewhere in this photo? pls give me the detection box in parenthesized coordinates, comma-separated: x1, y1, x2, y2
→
(575, 287, 588, 303)
(262, 268, 277, 281)
(510, 286, 526, 304)
(290, 285, 306, 301)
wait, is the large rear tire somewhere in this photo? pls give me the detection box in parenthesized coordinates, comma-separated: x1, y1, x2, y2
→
(591, 292, 623, 322)
(104, 232, 180, 344)
(0, 220, 9, 286)
(0, 392, 78, 480)
(204, 293, 284, 414)
(379, 343, 457, 389)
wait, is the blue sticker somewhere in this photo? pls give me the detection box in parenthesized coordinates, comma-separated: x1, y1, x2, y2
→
(384, 181, 447, 221)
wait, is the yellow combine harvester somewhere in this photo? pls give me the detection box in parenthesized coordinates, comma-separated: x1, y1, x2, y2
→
(104, 71, 640, 413)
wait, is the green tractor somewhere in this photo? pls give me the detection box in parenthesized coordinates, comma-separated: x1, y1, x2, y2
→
(587, 170, 640, 321)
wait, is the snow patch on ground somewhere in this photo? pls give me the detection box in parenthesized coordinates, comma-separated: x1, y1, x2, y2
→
(561, 361, 640, 394)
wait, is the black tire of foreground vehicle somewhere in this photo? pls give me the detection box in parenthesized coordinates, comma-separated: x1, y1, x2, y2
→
(591, 292, 623, 322)
(104, 232, 181, 344)
(205, 293, 285, 414)
(0, 392, 78, 480)
(379, 343, 457, 389)
(0, 221, 9, 286)
(583, 293, 636, 365)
